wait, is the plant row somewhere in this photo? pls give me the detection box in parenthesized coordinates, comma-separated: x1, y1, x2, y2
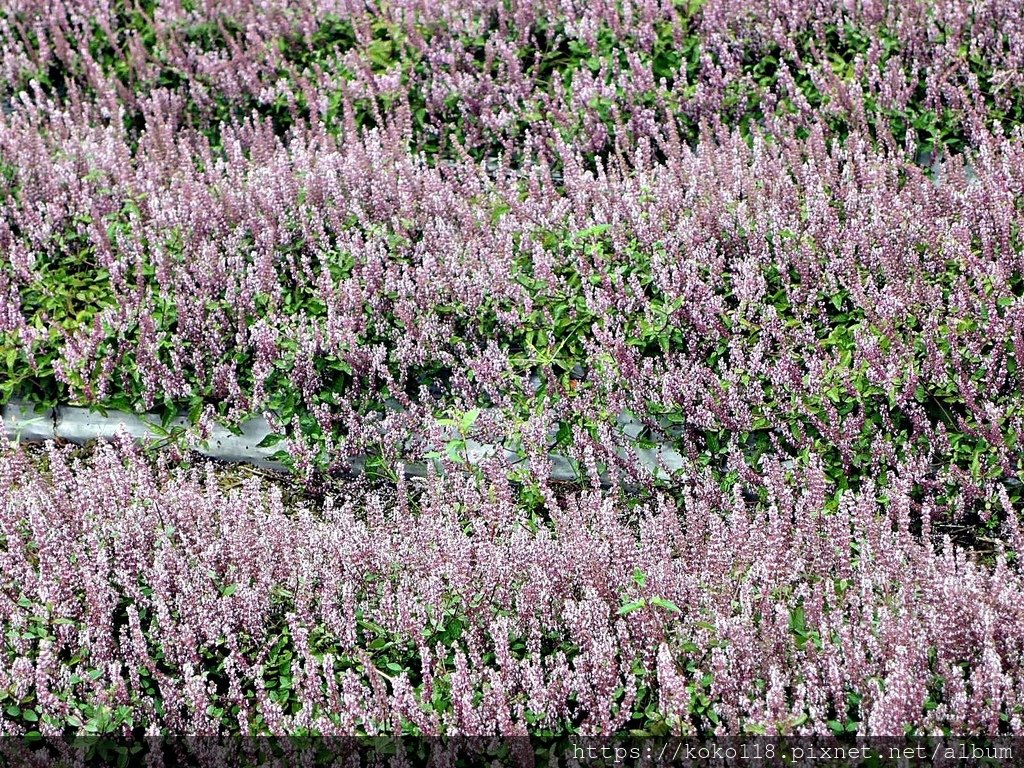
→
(2, 116, 1022, 508)
(2, 0, 1024, 165)
(1, 438, 1023, 761)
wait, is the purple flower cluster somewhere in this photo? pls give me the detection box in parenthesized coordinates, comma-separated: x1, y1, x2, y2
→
(3, 112, 1023, 492)
(1, 438, 1023, 739)
(2, 0, 1023, 152)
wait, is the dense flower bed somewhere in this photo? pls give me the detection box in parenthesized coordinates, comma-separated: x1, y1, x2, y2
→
(4, 118, 1024, 492)
(2, 439, 1023, 748)
(1, 2, 1022, 489)
(1, 0, 1023, 761)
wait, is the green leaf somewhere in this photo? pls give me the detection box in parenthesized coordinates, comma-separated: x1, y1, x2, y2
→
(358, 618, 388, 636)
(461, 408, 481, 431)
(256, 433, 287, 448)
(445, 439, 466, 462)
(650, 596, 682, 614)
(618, 599, 646, 616)
(574, 224, 610, 240)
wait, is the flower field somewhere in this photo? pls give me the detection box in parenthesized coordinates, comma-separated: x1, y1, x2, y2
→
(1, 0, 1024, 764)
